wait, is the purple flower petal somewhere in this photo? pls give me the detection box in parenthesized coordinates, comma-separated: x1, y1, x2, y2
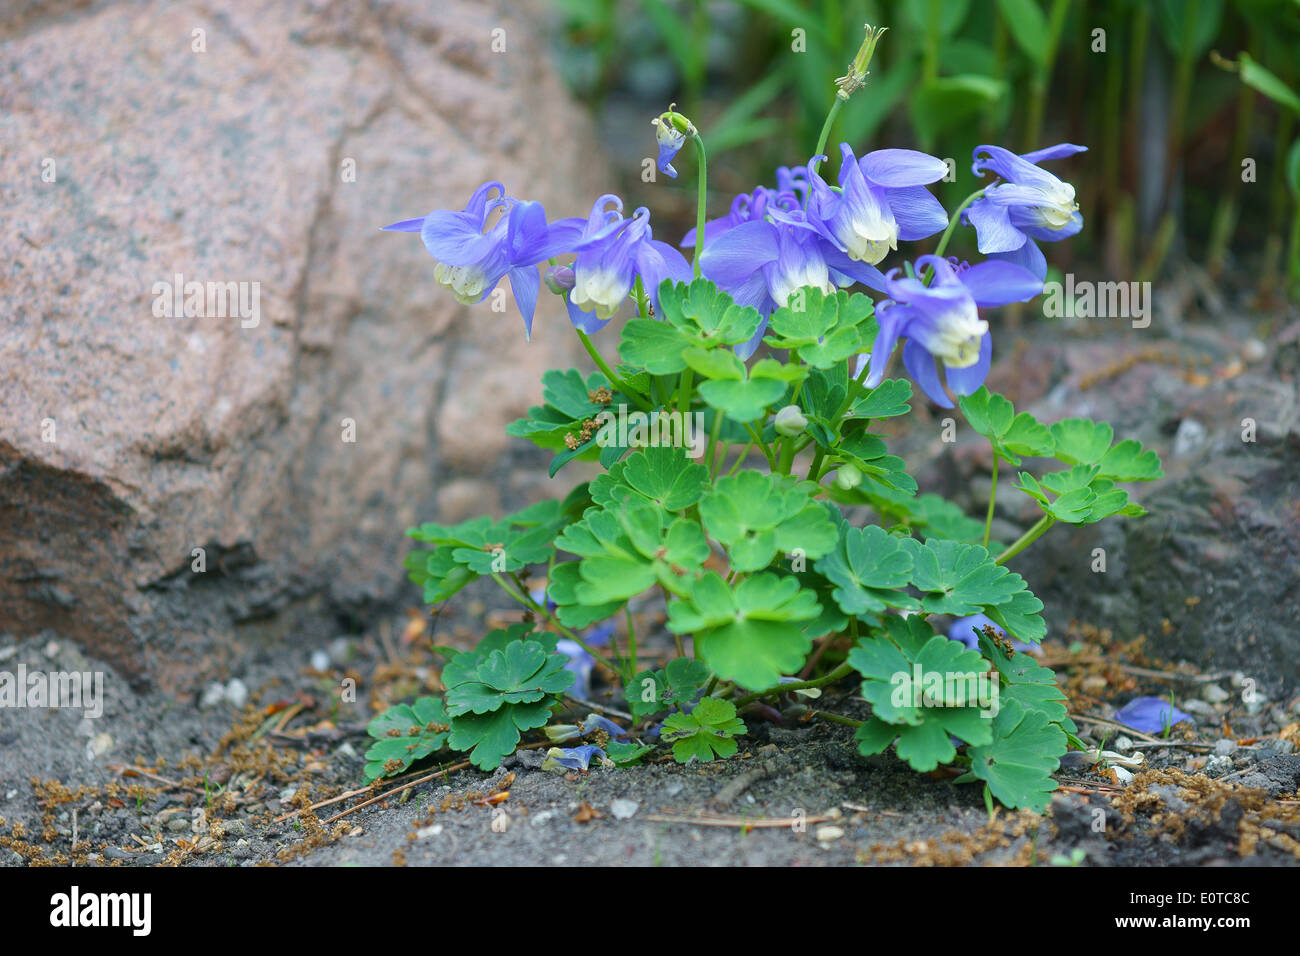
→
(958, 260, 1043, 307)
(860, 148, 948, 188)
(1114, 697, 1193, 735)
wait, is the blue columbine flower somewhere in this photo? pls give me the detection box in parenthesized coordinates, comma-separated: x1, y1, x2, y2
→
(541, 744, 607, 772)
(806, 144, 950, 266)
(651, 115, 687, 179)
(1114, 696, 1193, 735)
(858, 254, 1042, 408)
(948, 613, 1036, 653)
(965, 143, 1088, 279)
(696, 194, 890, 359)
(560, 195, 691, 335)
(382, 181, 581, 339)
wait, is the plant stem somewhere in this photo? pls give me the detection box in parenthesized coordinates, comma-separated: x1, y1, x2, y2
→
(806, 446, 825, 483)
(725, 439, 755, 476)
(982, 452, 999, 548)
(776, 435, 795, 475)
(624, 605, 637, 676)
(809, 97, 846, 179)
(577, 330, 650, 411)
(928, 188, 986, 267)
(994, 515, 1056, 565)
(690, 132, 708, 277)
(733, 661, 854, 709)
(706, 409, 724, 477)
(807, 709, 865, 729)
(491, 573, 606, 661)
(676, 368, 693, 414)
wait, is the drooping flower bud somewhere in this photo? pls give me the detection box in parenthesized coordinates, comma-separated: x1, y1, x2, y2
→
(834, 463, 863, 490)
(774, 405, 808, 437)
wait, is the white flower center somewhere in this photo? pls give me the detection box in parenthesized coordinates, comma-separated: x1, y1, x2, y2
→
(1031, 179, 1078, 230)
(914, 298, 988, 368)
(571, 266, 627, 320)
(434, 262, 491, 305)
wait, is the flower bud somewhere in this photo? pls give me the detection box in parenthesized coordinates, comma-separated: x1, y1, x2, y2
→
(834, 463, 863, 490)
(773, 405, 808, 437)
(544, 265, 575, 295)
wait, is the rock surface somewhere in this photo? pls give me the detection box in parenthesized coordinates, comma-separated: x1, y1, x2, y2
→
(0, 0, 604, 691)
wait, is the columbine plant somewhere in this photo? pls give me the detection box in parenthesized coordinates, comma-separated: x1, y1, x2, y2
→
(367, 26, 1163, 813)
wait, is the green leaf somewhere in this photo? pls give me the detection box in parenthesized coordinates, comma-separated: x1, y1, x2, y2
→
(968, 698, 1064, 812)
(851, 378, 913, 419)
(958, 387, 1054, 465)
(606, 740, 655, 766)
(656, 278, 764, 347)
(699, 470, 838, 572)
(447, 701, 554, 770)
(667, 572, 821, 690)
(764, 287, 875, 369)
(1239, 52, 1300, 116)
(910, 74, 1006, 143)
(597, 445, 709, 512)
(661, 696, 747, 762)
(814, 524, 918, 616)
(620, 318, 692, 373)
(1049, 418, 1114, 466)
(996, 0, 1050, 66)
(1096, 439, 1164, 482)
(626, 657, 711, 718)
(444, 639, 574, 716)
(363, 697, 450, 781)
(902, 538, 1022, 615)
(847, 617, 994, 770)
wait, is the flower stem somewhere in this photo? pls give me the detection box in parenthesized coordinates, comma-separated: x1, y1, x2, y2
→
(733, 661, 854, 709)
(577, 330, 650, 411)
(809, 96, 846, 179)
(690, 132, 708, 277)
(983, 452, 999, 548)
(994, 515, 1056, 566)
(929, 188, 985, 264)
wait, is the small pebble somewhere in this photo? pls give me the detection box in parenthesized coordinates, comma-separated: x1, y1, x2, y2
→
(1172, 418, 1206, 458)
(1202, 684, 1230, 704)
(310, 650, 329, 671)
(225, 678, 249, 710)
(530, 811, 555, 828)
(199, 682, 226, 708)
(1183, 699, 1218, 718)
(1213, 739, 1238, 757)
(1113, 735, 1134, 752)
(43, 639, 60, 658)
(610, 799, 639, 820)
(166, 816, 190, 833)
(415, 824, 443, 839)
(1205, 754, 1234, 776)
(816, 825, 845, 843)
(1241, 338, 1267, 363)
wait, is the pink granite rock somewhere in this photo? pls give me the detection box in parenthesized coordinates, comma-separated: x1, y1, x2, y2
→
(0, 0, 605, 691)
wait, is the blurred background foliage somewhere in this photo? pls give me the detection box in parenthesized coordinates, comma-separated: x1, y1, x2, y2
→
(547, 0, 1300, 302)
